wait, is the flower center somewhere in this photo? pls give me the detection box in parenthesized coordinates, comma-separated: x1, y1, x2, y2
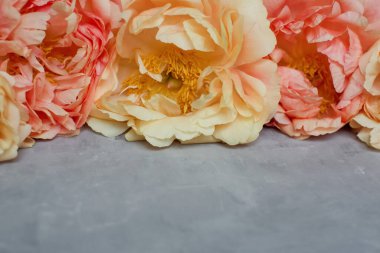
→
(6, 54, 25, 76)
(122, 47, 208, 114)
(289, 53, 337, 115)
(39, 40, 77, 73)
(280, 38, 338, 116)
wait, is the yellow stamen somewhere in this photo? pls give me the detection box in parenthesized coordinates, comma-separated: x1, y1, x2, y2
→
(46, 72, 58, 85)
(122, 47, 208, 113)
(40, 41, 72, 67)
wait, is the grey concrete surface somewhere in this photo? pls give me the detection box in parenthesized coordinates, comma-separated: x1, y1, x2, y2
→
(0, 127, 380, 253)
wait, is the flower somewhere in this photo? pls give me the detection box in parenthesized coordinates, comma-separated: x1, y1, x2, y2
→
(350, 40, 380, 149)
(0, 0, 50, 57)
(0, 0, 121, 139)
(264, 0, 377, 139)
(87, 0, 280, 147)
(0, 71, 32, 162)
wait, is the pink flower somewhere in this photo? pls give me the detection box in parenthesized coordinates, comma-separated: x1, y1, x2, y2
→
(0, 0, 121, 139)
(0, 0, 50, 57)
(264, 0, 378, 138)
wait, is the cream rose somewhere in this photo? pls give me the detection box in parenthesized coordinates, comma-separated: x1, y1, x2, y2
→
(350, 40, 380, 149)
(87, 0, 280, 147)
(0, 72, 31, 162)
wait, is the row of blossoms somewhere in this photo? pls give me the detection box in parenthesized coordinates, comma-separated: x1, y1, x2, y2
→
(1, 0, 380, 161)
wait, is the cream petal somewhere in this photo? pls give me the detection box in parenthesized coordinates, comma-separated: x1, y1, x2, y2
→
(357, 127, 371, 146)
(236, 22, 276, 66)
(180, 135, 220, 144)
(191, 79, 221, 110)
(352, 113, 380, 129)
(164, 7, 222, 47)
(233, 93, 253, 118)
(369, 127, 380, 149)
(144, 94, 181, 116)
(117, 24, 162, 59)
(362, 40, 380, 95)
(183, 19, 215, 52)
(214, 116, 263, 145)
(125, 129, 146, 142)
(0, 144, 18, 162)
(0, 72, 31, 161)
(87, 117, 129, 137)
(130, 4, 170, 34)
(197, 106, 237, 128)
(144, 135, 176, 147)
(123, 104, 167, 121)
(156, 21, 194, 50)
(235, 70, 266, 112)
(93, 106, 130, 122)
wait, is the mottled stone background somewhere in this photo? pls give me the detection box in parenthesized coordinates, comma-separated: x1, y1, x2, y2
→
(1, 127, 379, 253)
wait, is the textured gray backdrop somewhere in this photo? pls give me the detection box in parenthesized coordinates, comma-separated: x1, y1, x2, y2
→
(1, 127, 380, 253)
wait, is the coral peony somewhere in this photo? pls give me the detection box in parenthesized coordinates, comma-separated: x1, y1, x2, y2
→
(0, 0, 49, 57)
(350, 40, 380, 149)
(87, 0, 280, 147)
(0, 71, 31, 162)
(264, 0, 378, 139)
(0, 0, 121, 139)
